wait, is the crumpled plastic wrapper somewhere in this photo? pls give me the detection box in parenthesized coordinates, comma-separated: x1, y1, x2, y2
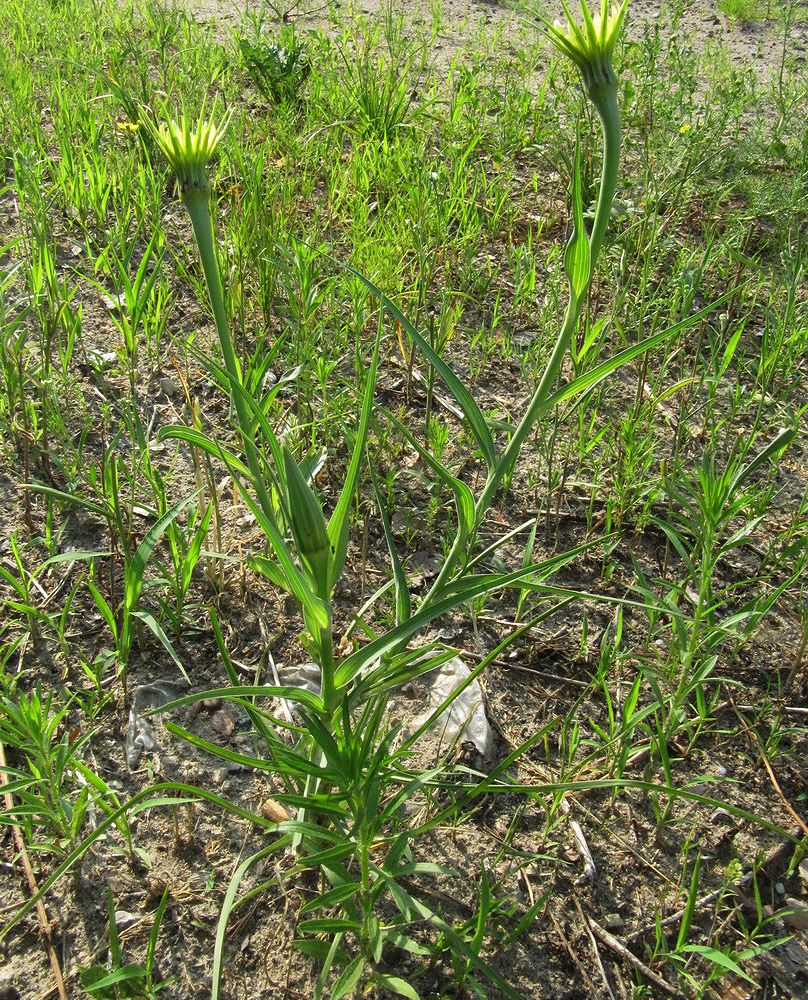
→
(134, 656, 494, 768)
(406, 656, 495, 757)
(279, 656, 494, 757)
(126, 679, 190, 767)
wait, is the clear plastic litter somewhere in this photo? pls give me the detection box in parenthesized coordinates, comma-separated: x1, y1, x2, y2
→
(406, 656, 495, 757)
(126, 679, 190, 767)
(279, 656, 495, 757)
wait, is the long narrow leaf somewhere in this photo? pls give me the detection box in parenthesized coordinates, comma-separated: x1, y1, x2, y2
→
(730, 427, 796, 493)
(545, 287, 741, 411)
(26, 483, 109, 519)
(126, 492, 199, 613)
(147, 684, 324, 715)
(367, 457, 411, 625)
(327, 315, 383, 589)
(388, 411, 475, 560)
(157, 425, 252, 480)
(334, 550, 600, 688)
(212, 845, 280, 1000)
(132, 609, 190, 682)
(345, 266, 497, 471)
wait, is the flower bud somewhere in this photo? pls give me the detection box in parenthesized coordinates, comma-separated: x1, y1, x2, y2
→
(147, 107, 231, 198)
(282, 447, 332, 597)
(544, 0, 629, 93)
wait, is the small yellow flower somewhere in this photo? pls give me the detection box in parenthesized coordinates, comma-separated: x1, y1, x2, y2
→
(679, 122, 691, 134)
(116, 120, 140, 132)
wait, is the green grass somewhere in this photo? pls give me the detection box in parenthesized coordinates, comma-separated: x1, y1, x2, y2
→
(719, 0, 808, 22)
(0, 0, 806, 997)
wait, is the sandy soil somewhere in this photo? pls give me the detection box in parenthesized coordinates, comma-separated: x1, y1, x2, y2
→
(179, 0, 807, 73)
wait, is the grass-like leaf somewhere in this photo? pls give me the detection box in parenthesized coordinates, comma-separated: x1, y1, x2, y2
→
(345, 266, 498, 472)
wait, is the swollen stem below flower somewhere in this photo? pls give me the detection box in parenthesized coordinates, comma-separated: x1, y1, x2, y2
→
(182, 189, 278, 533)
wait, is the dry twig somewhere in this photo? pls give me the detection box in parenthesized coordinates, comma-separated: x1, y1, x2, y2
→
(625, 833, 801, 945)
(725, 688, 808, 838)
(589, 918, 686, 999)
(0, 740, 69, 1000)
(573, 896, 617, 1000)
(549, 908, 601, 996)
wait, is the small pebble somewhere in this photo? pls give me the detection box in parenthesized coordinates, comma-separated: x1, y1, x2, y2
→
(782, 899, 808, 931)
(158, 376, 181, 399)
(211, 710, 235, 738)
(114, 910, 139, 931)
(603, 912, 624, 932)
(775, 882, 786, 895)
(260, 799, 290, 822)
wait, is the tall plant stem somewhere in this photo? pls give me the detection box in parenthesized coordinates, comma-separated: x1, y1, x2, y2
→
(424, 83, 622, 606)
(490, 81, 621, 499)
(181, 188, 342, 732)
(586, 82, 621, 273)
(182, 190, 337, 727)
(182, 190, 276, 523)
